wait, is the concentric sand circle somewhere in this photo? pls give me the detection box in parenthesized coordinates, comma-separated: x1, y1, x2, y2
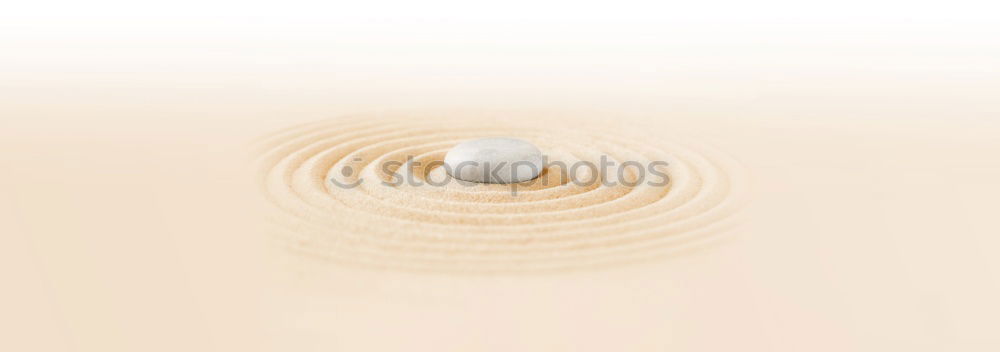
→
(252, 112, 748, 273)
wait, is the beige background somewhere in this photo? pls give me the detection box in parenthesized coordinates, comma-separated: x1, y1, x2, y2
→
(3, 1, 1000, 351)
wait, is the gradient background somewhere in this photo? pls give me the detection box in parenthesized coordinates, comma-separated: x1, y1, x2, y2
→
(3, 1, 999, 351)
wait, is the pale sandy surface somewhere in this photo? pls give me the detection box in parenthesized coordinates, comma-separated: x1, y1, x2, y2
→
(3, 10, 1000, 351)
(4, 99, 999, 352)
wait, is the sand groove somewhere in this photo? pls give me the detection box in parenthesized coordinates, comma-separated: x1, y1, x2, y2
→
(253, 112, 747, 272)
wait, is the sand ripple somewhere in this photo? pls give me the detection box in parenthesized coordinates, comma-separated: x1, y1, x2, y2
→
(252, 112, 747, 272)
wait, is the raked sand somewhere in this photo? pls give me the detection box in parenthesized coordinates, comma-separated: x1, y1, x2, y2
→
(253, 111, 748, 273)
(3, 103, 999, 351)
(3, 26, 1000, 349)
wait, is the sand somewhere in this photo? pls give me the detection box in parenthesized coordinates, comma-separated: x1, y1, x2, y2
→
(3, 12, 1000, 351)
(253, 111, 747, 273)
(4, 104, 999, 351)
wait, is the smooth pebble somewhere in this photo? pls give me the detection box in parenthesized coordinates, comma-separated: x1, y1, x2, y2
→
(444, 137, 543, 184)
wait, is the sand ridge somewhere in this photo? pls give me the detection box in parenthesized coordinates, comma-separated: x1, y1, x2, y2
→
(252, 111, 748, 273)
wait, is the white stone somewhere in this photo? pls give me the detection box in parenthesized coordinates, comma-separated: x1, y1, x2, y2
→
(444, 137, 543, 184)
